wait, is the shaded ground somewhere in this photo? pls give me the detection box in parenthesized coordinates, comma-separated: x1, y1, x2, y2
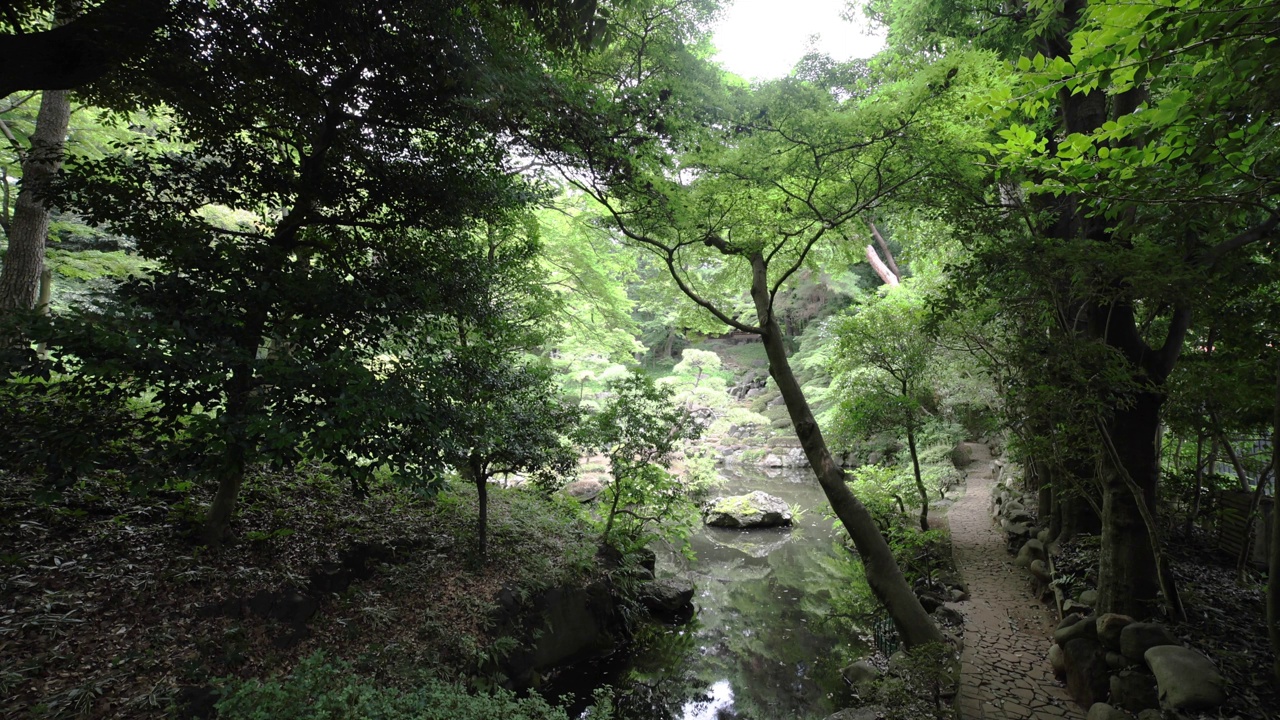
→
(0, 470, 598, 718)
(947, 443, 1082, 720)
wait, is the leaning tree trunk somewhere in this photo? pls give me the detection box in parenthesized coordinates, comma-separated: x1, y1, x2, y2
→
(749, 253, 941, 648)
(0, 88, 71, 311)
(1267, 356, 1280, 683)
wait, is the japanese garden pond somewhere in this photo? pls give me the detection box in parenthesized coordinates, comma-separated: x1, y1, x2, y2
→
(548, 465, 872, 720)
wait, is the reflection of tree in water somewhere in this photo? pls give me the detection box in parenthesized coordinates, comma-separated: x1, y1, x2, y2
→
(610, 468, 871, 720)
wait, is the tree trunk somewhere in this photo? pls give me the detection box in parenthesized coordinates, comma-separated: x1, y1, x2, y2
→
(1186, 434, 1205, 535)
(203, 439, 247, 546)
(1097, 392, 1163, 617)
(1267, 355, 1280, 683)
(468, 454, 489, 562)
(748, 252, 940, 647)
(0, 88, 70, 312)
(906, 420, 929, 531)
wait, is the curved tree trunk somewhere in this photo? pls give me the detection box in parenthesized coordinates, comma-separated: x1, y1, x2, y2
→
(1266, 356, 1280, 683)
(749, 253, 940, 648)
(0, 88, 71, 311)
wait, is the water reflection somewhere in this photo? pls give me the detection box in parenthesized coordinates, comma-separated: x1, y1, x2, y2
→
(610, 466, 869, 720)
(681, 680, 734, 720)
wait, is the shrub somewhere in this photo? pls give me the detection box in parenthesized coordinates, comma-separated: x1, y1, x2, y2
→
(215, 653, 612, 720)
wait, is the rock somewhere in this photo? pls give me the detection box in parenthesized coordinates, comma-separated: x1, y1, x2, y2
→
(1037, 528, 1052, 544)
(1086, 702, 1131, 720)
(761, 453, 784, 467)
(1054, 612, 1098, 645)
(1004, 521, 1032, 542)
(1049, 642, 1066, 677)
(840, 660, 881, 688)
(501, 583, 620, 685)
(1029, 559, 1052, 585)
(1062, 599, 1092, 616)
(1135, 711, 1162, 720)
(1144, 645, 1227, 711)
(1063, 637, 1110, 707)
(918, 592, 947, 613)
(1096, 613, 1134, 651)
(1105, 651, 1129, 671)
(563, 479, 604, 503)
(639, 578, 695, 624)
(1078, 589, 1098, 607)
(1015, 538, 1045, 568)
(932, 604, 964, 627)
(950, 443, 974, 468)
(704, 491, 793, 528)
(949, 588, 969, 603)
(1057, 612, 1083, 632)
(1110, 670, 1159, 713)
(1120, 623, 1178, 662)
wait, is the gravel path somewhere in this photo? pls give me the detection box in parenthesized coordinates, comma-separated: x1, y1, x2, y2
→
(948, 442, 1083, 720)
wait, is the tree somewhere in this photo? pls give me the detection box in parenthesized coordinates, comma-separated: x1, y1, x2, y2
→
(579, 372, 700, 551)
(0, 86, 68, 311)
(968, 0, 1280, 617)
(21, 0, 602, 544)
(832, 284, 937, 530)
(549, 0, 979, 646)
(439, 219, 580, 562)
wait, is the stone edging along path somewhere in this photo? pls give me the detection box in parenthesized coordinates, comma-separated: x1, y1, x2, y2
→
(947, 442, 1084, 720)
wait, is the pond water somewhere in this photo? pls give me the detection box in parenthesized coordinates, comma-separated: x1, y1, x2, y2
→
(549, 465, 870, 720)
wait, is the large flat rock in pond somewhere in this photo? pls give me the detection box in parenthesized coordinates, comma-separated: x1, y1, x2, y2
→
(704, 491, 792, 528)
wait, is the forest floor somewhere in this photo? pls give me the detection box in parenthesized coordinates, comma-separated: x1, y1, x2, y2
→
(0, 469, 600, 719)
(948, 443, 1083, 720)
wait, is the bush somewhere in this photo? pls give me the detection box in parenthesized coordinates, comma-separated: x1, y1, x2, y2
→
(216, 653, 612, 720)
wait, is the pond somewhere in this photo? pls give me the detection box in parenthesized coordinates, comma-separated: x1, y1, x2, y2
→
(549, 465, 871, 720)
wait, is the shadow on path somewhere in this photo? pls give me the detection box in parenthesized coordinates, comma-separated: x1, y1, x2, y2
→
(948, 442, 1083, 720)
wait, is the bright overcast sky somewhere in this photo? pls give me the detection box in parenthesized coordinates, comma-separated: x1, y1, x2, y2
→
(712, 0, 886, 81)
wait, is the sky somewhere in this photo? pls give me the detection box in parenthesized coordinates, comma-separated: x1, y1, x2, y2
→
(711, 0, 886, 81)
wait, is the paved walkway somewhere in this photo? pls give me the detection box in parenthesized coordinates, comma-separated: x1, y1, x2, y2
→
(948, 442, 1083, 720)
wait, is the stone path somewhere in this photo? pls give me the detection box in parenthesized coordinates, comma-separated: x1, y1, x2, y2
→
(948, 442, 1083, 720)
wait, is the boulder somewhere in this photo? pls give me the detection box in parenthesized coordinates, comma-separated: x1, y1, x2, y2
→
(1004, 521, 1033, 544)
(1063, 637, 1110, 708)
(1049, 642, 1066, 677)
(950, 443, 974, 468)
(1144, 645, 1227, 711)
(1105, 651, 1129, 671)
(840, 660, 881, 688)
(563, 479, 604, 503)
(1024, 558, 1044, 586)
(1086, 703, 1130, 720)
(1015, 538, 1046, 568)
(639, 578, 695, 624)
(950, 588, 970, 603)
(1120, 623, 1178, 662)
(1054, 613, 1098, 645)
(1057, 612, 1083, 632)
(761, 453, 784, 468)
(1109, 670, 1158, 713)
(704, 491, 793, 528)
(1136, 711, 1162, 720)
(1078, 589, 1098, 607)
(918, 591, 947, 613)
(932, 604, 964, 627)
(1095, 613, 1134, 651)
